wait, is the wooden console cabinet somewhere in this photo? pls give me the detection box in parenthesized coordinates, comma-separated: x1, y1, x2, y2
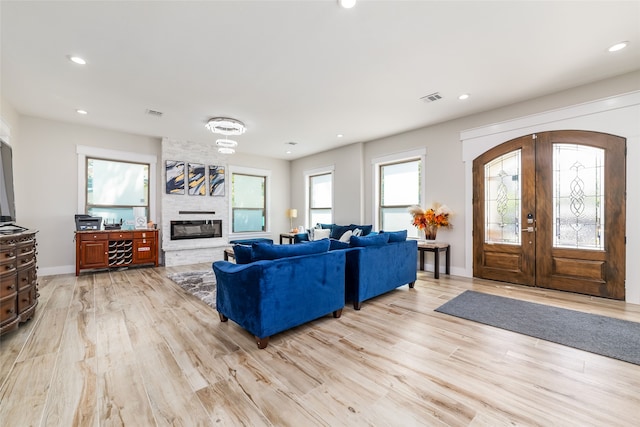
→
(75, 229, 158, 275)
(0, 229, 39, 336)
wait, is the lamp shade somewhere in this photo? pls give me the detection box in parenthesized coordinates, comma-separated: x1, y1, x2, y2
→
(286, 209, 298, 219)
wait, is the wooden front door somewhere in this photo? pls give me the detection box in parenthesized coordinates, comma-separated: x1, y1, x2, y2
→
(473, 130, 626, 300)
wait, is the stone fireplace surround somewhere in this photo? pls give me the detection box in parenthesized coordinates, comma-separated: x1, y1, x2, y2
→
(161, 138, 230, 267)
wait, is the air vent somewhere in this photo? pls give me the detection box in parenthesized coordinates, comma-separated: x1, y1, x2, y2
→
(145, 109, 163, 117)
(285, 141, 298, 146)
(420, 92, 443, 103)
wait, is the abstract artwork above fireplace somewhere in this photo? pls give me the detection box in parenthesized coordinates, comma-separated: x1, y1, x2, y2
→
(209, 165, 225, 197)
(165, 160, 185, 194)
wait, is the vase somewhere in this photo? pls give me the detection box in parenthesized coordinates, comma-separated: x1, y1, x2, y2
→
(424, 224, 438, 241)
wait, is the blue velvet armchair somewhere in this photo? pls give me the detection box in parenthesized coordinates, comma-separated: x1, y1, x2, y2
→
(212, 246, 346, 349)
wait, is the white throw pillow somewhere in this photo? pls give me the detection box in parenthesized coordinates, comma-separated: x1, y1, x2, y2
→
(339, 230, 353, 242)
(312, 228, 330, 241)
(352, 228, 362, 237)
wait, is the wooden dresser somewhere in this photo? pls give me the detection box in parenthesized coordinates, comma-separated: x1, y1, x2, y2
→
(75, 229, 159, 275)
(0, 229, 39, 336)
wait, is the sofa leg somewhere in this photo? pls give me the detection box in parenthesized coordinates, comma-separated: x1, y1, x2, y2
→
(255, 336, 270, 349)
(353, 301, 362, 310)
(409, 281, 415, 288)
(218, 312, 228, 322)
(333, 308, 343, 318)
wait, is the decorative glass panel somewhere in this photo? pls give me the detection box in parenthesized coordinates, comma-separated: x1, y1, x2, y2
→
(553, 144, 604, 250)
(485, 150, 521, 244)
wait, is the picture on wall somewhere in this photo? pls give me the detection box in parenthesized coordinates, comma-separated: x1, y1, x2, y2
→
(209, 165, 225, 196)
(165, 160, 185, 194)
(188, 163, 206, 196)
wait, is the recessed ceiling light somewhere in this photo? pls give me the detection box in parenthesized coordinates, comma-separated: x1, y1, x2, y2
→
(286, 150, 292, 155)
(68, 55, 87, 65)
(339, 0, 356, 9)
(337, 134, 343, 138)
(458, 94, 470, 100)
(76, 109, 88, 115)
(608, 41, 628, 52)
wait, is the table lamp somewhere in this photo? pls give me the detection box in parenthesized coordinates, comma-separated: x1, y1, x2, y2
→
(286, 209, 298, 232)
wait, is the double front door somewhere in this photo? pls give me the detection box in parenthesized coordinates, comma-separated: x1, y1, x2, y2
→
(473, 130, 626, 300)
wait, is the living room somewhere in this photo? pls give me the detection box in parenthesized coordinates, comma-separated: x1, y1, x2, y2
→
(1, 1, 640, 424)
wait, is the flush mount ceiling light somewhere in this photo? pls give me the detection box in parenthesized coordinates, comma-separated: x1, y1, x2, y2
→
(608, 41, 629, 52)
(216, 138, 238, 148)
(205, 117, 246, 136)
(339, 0, 357, 8)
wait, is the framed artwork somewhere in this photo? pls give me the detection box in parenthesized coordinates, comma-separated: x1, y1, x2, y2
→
(165, 160, 185, 194)
(209, 165, 225, 196)
(188, 163, 206, 196)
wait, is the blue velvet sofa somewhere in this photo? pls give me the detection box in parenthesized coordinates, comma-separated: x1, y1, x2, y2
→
(344, 231, 418, 310)
(212, 239, 346, 349)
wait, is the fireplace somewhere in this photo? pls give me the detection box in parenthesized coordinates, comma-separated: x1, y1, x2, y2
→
(170, 220, 222, 240)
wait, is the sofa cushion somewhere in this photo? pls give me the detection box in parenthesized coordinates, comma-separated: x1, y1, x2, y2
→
(233, 244, 253, 264)
(339, 229, 353, 242)
(252, 239, 330, 261)
(311, 228, 331, 241)
(381, 230, 407, 242)
(329, 239, 350, 251)
(349, 224, 373, 236)
(330, 225, 351, 240)
(350, 233, 389, 247)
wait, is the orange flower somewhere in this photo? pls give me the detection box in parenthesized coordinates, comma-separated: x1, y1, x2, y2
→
(409, 204, 452, 229)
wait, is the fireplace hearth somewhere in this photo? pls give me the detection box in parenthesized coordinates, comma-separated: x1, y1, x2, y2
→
(171, 220, 222, 240)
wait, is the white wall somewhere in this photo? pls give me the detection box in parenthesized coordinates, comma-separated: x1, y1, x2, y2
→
(290, 142, 364, 225)
(16, 117, 162, 275)
(291, 71, 640, 300)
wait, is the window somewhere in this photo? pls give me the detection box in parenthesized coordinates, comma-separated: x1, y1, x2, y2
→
(231, 172, 267, 232)
(308, 172, 333, 226)
(86, 157, 149, 223)
(378, 158, 422, 236)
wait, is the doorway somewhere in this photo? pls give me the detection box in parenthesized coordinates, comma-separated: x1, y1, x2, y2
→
(473, 130, 626, 299)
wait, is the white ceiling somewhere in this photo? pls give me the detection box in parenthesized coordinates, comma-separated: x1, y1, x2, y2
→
(2, 0, 639, 159)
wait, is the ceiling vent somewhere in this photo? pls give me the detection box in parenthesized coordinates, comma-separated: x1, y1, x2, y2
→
(420, 92, 443, 103)
(145, 109, 163, 117)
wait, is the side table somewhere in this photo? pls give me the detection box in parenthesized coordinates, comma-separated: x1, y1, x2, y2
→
(224, 248, 235, 262)
(279, 233, 297, 244)
(417, 242, 450, 279)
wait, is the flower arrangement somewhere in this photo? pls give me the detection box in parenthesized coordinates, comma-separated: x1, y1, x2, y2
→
(409, 203, 452, 230)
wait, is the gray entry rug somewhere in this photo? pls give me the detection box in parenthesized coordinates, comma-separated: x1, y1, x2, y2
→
(435, 290, 640, 365)
(167, 270, 216, 309)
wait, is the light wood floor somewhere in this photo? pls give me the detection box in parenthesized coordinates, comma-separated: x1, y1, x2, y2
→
(1, 264, 639, 426)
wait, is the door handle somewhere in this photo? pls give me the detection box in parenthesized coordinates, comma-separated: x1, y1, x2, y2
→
(522, 226, 535, 232)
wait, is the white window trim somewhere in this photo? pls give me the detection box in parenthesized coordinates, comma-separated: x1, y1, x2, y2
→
(228, 164, 272, 239)
(304, 165, 335, 228)
(76, 145, 157, 222)
(371, 148, 426, 231)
